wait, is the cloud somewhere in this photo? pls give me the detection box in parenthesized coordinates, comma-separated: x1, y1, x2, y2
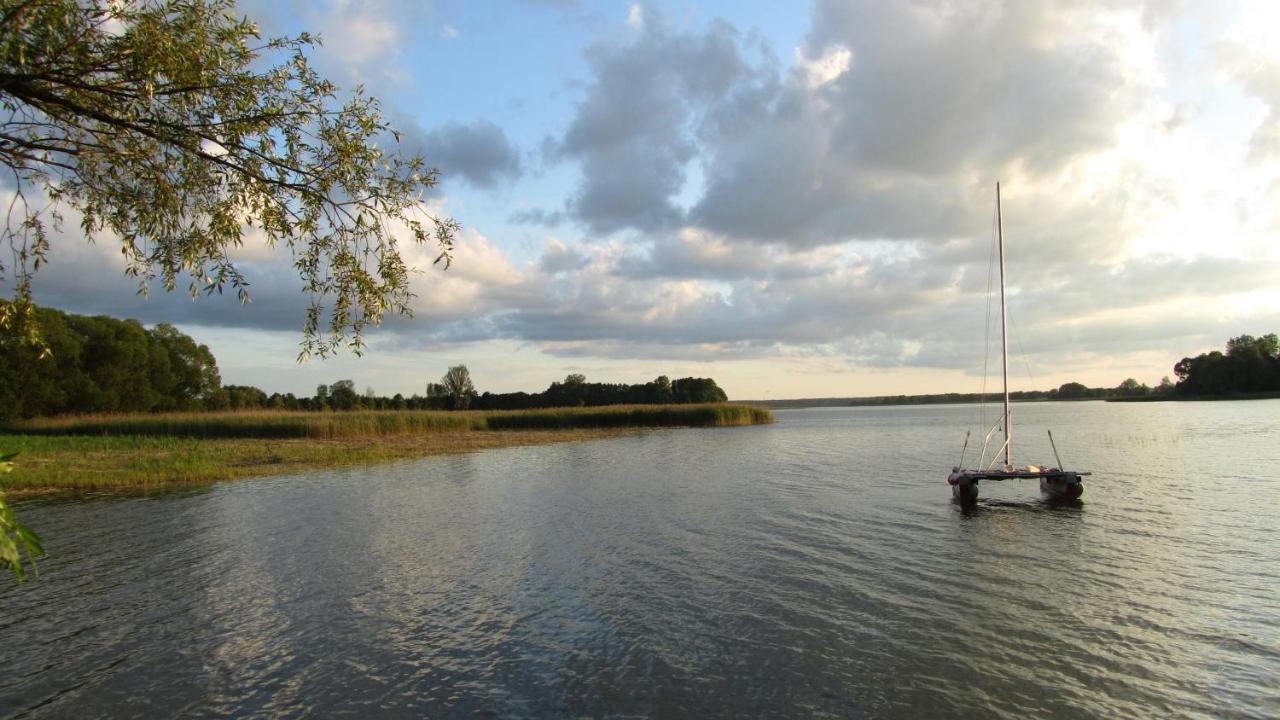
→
(5, 188, 460, 339)
(690, 1, 1162, 249)
(509, 207, 567, 227)
(542, 0, 1172, 265)
(1219, 40, 1280, 163)
(626, 3, 643, 30)
(547, 7, 777, 235)
(411, 120, 523, 189)
(238, 0, 428, 90)
(539, 237, 589, 274)
(12, 0, 1280, 396)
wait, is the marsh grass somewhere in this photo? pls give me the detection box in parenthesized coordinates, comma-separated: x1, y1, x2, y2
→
(9, 404, 771, 438)
(1, 429, 636, 494)
(9, 409, 477, 438)
(2, 404, 772, 494)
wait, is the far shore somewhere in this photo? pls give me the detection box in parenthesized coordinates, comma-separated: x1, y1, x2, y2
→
(1, 404, 773, 496)
(1103, 391, 1280, 402)
(748, 391, 1280, 410)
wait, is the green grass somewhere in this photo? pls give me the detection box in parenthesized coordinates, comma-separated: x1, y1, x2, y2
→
(1, 404, 773, 494)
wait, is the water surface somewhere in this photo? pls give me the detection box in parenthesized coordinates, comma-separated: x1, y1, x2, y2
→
(2, 401, 1277, 718)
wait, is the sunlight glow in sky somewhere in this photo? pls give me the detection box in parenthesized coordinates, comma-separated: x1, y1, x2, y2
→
(20, 0, 1280, 400)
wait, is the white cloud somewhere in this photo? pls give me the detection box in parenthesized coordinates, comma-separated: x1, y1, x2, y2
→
(793, 45, 850, 90)
(330, 14, 398, 66)
(15, 0, 1280, 399)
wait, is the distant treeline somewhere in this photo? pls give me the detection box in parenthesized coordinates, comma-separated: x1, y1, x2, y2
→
(756, 379, 1165, 409)
(0, 305, 729, 419)
(196, 373, 728, 413)
(757, 332, 1280, 409)
(471, 374, 727, 411)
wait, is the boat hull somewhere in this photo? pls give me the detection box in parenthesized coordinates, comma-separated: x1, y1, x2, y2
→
(1039, 472, 1084, 500)
(948, 470, 980, 504)
(948, 467, 1086, 504)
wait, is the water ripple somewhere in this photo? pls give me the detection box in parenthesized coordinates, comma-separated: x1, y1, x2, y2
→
(2, 402, 1279, 718)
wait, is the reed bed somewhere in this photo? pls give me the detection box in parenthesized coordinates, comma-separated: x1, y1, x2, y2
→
(0, 429, 633, 493)
(0, 404, 771, 494)
(7, 404, 772, 439)
(8, 409, 477, 439)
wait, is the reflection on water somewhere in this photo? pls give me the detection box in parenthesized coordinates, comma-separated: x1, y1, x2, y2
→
(2, 401, 1278, 718)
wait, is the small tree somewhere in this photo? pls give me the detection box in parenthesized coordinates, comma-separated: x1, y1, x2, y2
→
(648, 375, 674, 404)
(440, 365, 475, 410)
(1056, 382, 1090, 399)
(328, 379, 357, 410)
(1114, 378, 1150, 398)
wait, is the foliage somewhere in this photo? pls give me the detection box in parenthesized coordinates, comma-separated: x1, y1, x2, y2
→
(1174, 333, 1280, 396)
(484, 404, 770, 430)
(1, 451, 43, 582)
(0, 0, 456, 357)
(1113, 378, 1151, 398)
(0, 303, 220, 419)
(1056, 382, 1092, 399)
(477, 374, 728, 410)
(326, 379, 358, 411)
(1, 307, 737, 417)
(439, 365, 476, 410)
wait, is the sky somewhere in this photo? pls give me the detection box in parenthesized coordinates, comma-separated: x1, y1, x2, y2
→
(14, 0, 1280, 400)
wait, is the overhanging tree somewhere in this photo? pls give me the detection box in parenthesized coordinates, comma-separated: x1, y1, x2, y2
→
(0, 0, 457, 357)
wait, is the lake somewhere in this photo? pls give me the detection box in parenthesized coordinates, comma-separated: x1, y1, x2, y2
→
(1, 401, 1277, 718)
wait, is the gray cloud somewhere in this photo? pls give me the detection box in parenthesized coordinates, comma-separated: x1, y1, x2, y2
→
(509, 207, 567, 227)
(17, 236, 313, 335)
(615, 232, 831, 282)
(549, 9, 776, 235)
(412, 120, 523, 189)
(381, 229, 1280, 377)
(539, 241, 588, 274)
(12, 0, 1276, 393)
(691, 0, 1152, 247)
(542, 0, 1154, 261)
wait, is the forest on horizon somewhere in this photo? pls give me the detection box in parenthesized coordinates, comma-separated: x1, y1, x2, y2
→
(1, 305, 1276, 420)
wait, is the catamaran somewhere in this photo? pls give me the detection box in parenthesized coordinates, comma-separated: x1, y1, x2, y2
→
(947, 183, 1090, 504)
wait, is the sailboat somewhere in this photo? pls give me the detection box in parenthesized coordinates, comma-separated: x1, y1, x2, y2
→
(947, 183, 1090, 504)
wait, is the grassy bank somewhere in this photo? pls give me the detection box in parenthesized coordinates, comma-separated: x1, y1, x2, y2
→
(2, 404, 772, 494)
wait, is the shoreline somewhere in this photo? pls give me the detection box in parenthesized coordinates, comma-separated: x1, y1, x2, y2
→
(2, 404, 773, 497)
(750, 392, 1280, 410)
(2, 428, 647, 498)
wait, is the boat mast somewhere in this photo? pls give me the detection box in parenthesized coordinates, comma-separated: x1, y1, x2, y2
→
(996, 182, 1011, 468)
